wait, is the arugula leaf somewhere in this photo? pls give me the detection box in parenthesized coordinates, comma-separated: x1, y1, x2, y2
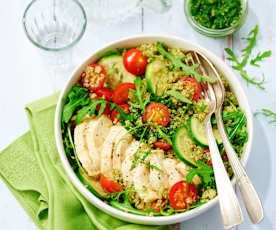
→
(156, 42, 216, 83)
(110, 103, 133, 121)
(250, 50, 272, 67)
(186, 160, 214, 185)
(224, 25, 266, 90)
(255, 109, 276, 124)
(62, 86, 90, 123)
(129, 77, 150, 112)
(166, 90, 193, 104)
(240, 25, 259, 68)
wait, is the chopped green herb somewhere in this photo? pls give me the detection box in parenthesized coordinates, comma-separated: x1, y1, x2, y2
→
(189, 0, 242, 29)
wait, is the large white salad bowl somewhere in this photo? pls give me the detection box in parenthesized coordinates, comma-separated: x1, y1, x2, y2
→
(55, 35, 253, 225)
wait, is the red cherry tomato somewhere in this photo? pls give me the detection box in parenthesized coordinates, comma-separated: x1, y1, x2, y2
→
(111, 104, 130, 123)
(123, 48, 148, 76)
(81, 63, 106, 91)
(144, 103, 170, 127)
(180, 77, 201, 101)
(113, 83, 136, 105)
(99, 174, 123, 193)
(169, 181, 198, 210)
(95, 88, 113, 101)
(203, 149, 212, 166)
(153, 141, 172, 150)
(150, 200, 165, 212)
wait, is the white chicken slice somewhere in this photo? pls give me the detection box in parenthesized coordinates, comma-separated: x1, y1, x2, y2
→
(100, 125, 126, 179)
(112, 128, 133, 172)
(74, 119, 96, 176)
(148, 150, 168, 193)
(85, 115, 112, 177)
(163, 158, 184, 187)
(121, 141, 140, 187)
(132, 163, 160, 202)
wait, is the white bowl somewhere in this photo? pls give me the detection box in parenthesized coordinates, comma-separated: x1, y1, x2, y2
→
(55, 35, 253, 225)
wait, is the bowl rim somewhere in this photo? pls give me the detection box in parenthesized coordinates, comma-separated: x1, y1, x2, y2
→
(54, 34, 253, 225)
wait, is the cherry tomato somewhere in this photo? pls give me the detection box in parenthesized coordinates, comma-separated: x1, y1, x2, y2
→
(144, 103, 170, 127)
(111, 104, 130, 123)
(203, 149, 212, 167)
(92, 96, 111, 116)
(150, 200, 165, 212)
(95, 88, 113, 101)
(153, 141, 172, 150)
(81, 63, 106, 91)
(180, 77, 201, 101)
(113, 83, 136, 105)
(123, 48, 148, 75)
(99, 174, 123, 193)
(169, 181, 198, 210)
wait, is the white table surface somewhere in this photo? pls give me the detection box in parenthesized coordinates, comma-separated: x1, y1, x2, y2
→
(0, 0, 275, 229)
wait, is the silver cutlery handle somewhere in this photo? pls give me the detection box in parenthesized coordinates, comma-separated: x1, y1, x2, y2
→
(205, 119, 243, 229)
(216, 111, 264, 224)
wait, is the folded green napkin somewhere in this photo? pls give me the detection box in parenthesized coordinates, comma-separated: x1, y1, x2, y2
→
(0, 93, 173, 230)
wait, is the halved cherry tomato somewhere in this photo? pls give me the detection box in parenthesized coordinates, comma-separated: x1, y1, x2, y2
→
(113, 83, 136, 105)
(150, 200, 165, 212)
(123, 48, 148, 76)
(99, 174, 123, 193)
(111, 104, 130, 123)
(95, 88, 113, 101)
(153, 141, 172, 150)
(169, 181, 198, 210)
(180, 77, 201, 101)
(144, 103, 170, 127)
(81, 63, 106, 91)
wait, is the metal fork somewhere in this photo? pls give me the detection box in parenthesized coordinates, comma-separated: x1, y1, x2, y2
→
(193, 51, 264, 224)
(185, 52, 243, 229)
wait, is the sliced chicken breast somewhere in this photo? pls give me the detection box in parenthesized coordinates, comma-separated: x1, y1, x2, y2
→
(148, 150, 168, 193)
(163, 158, 183, 187)
(74, 119, 97, 176)
(176, 162, 202, 185)
(132, 163, 160, 202)
(121, 141, 140, 187)
(112, 128, 133, 172)
(85, 115, 112, 177)
(101, 125, 126, 179)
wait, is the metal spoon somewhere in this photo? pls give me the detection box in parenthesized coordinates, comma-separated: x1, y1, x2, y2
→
(185, 53, 243, 229)
(194, 51, 264, 225)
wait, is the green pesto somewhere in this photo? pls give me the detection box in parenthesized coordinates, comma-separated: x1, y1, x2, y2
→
(190, 0, 242, 29)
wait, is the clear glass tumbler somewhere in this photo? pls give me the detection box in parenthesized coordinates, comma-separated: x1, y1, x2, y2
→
(23, 0, 86, 51)
(23, 0, 87, 90)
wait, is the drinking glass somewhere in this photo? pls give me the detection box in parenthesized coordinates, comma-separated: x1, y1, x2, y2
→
(23, 0, 87, 90)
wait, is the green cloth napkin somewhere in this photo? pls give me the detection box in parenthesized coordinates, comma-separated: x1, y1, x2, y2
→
(0, 93, 173, 230)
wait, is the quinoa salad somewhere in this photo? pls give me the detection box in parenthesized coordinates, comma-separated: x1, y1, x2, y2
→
(61, 42, 248, 216)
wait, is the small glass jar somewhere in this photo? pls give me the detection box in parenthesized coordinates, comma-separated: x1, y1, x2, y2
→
(184, 0, 248, 37)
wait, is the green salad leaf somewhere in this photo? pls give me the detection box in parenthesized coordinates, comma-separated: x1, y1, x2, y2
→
(166, 90, 193, 104)
(255, 109, 276, 124)
(156, 42, 216, 83)
(250, 51, 272, 67)
(224, 25, 268, 90)
(186, 160, 214, 186)
(62, 86, 90, 123)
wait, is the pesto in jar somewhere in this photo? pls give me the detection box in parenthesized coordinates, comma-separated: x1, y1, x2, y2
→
(189, 0, 242, 30)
